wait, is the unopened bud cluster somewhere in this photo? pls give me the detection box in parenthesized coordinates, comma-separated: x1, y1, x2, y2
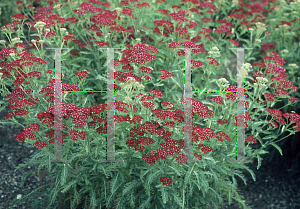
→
(232, 0, 239, 5)
(217, 78, 229, 90)
(279, 24, 290, 30)
(60, 28, 67, 33)
(120, 77, 145, 91)
(290, 0, 300, 6)
(11, 37, 23, 45)
(255, 39, 261, 43)
(254, 77, 268, 88)
(238, 62, 253, 77)
(288, 63, 299, 69)
(208, 46, 221, 58)
(125, 96, 132, 103)
(53, 4, 62, 9)
(34, 21, 46, 29)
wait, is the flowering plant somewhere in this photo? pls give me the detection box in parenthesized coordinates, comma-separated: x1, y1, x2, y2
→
(1, 0, 299, 208)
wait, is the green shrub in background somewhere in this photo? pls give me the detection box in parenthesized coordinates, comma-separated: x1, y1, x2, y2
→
(0, 0, 27, 42)
(244, 3, 300, 173)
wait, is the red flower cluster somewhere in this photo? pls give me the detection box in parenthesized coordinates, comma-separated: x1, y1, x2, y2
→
(216, 131, 231, 142)
(175, 154, 188, 164)
(217, 119, 229, 125)
(74, 70, 90, 79)
(198, 144, 213, 154)
(160, 176, 172, 185)
(234, 112, 253, 128)
(160, 69, 173, 80)
(245, 136, 257, 144)
(211, 96, 224, 105)
(14, 124, 40, 142)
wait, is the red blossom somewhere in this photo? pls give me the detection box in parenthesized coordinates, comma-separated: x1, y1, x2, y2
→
(74, 70, 90, 79)
(160, 176, 172, 185)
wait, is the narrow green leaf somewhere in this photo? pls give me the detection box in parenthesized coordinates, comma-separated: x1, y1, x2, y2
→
(286, 129, 296, 135)
(238, 37, 250, 44)
(199, 175, 209, 193)
(203, 156, 216, 163)
(139, 196, 153, 209)
(233, 172, 246, 185)
(89, 189, 96, 208)
(281, 125, 286, 133)
(228, 189, 232, 205)
(262, 135, 276, 140)
(208, 186, 222, 203)
(158, 48, 168, 56)
(61, 180, 78, 193)
(69, 63, 81, 68)
(148, 170, 161, 185)
(168, 165, 181, 176)
(241, 165, 256, 182)
(255, 134, 265, 147)
(122, 180, 138, 196)
(184, 164, 195, 186)
(269, 142, 283, 156)
(226, 67, 233, 81)
(0, 102, 7, 112)
(257, 155, 262, 170)
(161, 186, 168, 204)
(144, 183, 151, 197)
(60, 163, 68, 186)
(170, 190, 183, 207)
(79, 51, 92, 55)
(257, 149, 269, 155)
(193, 171, 201, 191)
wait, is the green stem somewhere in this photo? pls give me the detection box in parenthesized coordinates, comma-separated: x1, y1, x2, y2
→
(267, 132, 293, 147)
(11, 116, 26, 129)
(65, 142, 71, 160)
(244, 130, 294, 163)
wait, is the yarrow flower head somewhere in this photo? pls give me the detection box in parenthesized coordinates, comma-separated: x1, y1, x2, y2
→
(160, 176, 172, 185)
(34, 21, 46, 29)
(134, 82, 145, 90)
(255, 22, 267, 30)
(126, 77, 136, 84)
(238, 62, 253, 76)
(60, 28, 67, 33)
(255, 77, 268, 88)
(119, 83, 125, 88)
(11, 37, 23, 45)
(249, 28, 255, 33)
(288, 63, 299, 69)
(208, 46, 221, 58)
(217, 78, 230, 90)
(53, 3, 62, 9)
(125, 96, 132, 103)
(232, 0, 239, 5)
(114, 7, 122, 14)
